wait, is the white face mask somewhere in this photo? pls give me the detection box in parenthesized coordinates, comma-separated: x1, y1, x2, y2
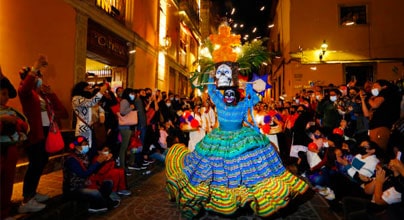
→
(166, 103, 171, 107)
(36, 78, 43, 88)
(81, 145, 89, 154)
(330, 96, 337, 102)
(129, 94, 135, 100)
(371, 88, 379, 96)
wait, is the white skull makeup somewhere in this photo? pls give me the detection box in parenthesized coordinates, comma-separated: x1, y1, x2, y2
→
(215, 64, 233, 87)
(224, 89, 236, 104)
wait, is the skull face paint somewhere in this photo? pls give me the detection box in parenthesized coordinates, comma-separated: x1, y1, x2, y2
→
(224, 89, 236, 105)
(215, 64, 232, 87)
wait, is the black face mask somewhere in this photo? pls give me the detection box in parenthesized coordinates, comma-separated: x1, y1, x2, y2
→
(342, 149, 350, 155)
(82, 91, 94, 99)
(359, 147, 368, 155)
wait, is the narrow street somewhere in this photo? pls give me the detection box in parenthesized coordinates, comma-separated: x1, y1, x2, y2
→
(11, 162, 342, 220)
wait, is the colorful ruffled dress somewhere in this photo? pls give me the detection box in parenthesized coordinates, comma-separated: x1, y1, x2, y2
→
(165, 82, 309, 218)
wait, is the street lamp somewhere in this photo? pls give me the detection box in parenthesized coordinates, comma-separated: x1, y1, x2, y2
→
(161, 35, 172, 51)
(319, 40, 328, 61)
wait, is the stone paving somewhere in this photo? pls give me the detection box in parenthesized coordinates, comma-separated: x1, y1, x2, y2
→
(10, 163, 342, 220)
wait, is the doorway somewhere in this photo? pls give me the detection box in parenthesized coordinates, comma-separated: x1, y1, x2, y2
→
(344, 63, 374, 87)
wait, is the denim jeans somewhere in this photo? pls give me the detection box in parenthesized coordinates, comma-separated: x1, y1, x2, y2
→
(23, 127, 49, 199)
(118, 127, 133, 169)
(69, 180, 113, 209)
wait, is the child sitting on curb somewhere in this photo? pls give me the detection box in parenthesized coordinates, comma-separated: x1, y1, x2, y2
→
(63, 136, 120, 213)
(91, 145, 132, 198)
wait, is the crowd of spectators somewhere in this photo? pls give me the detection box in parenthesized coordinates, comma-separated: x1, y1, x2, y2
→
(2, 55, 403, 219)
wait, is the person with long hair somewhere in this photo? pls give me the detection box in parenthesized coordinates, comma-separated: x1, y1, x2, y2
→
(360, 79, 401, 152)
(118, 88, 136, 174)
(71, 81, 107, 154)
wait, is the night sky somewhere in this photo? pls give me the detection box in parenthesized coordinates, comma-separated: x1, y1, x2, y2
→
(211, 0, 274, 43)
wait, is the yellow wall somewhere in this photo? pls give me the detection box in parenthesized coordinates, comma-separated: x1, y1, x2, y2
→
(272, 0, 404, 100)
(133, 0, 158, 47)
(289, 0, 404, 61)
(133, 48, 157, 89)
(288, 63, 343, 95)
(0, 0, 76, 129)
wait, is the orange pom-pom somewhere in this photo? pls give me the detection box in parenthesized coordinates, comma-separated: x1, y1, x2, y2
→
(308, 142, 318, 152)
(69, 143, 75, 150)
(190, 119, 199, 128)
(261, 124, 271, 134)
(184, 111, 191, 119)
(333, 128, 344, 136)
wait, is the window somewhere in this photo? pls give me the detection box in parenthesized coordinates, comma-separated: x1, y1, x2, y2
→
(339, 5, 368, 26)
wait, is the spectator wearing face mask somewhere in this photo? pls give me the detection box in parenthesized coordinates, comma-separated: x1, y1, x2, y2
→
(18, 55, 68, 213)
(360, 80, 401, 151)
(317, 89, 342, 137)
(118, 88, 136, 175)
(63, 136, 120, 214)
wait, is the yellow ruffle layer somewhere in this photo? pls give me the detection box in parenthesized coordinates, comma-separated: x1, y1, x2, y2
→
(165, 144, 309, 218)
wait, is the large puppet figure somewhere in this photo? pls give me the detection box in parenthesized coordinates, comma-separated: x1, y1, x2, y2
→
(165, 24, 309, 218)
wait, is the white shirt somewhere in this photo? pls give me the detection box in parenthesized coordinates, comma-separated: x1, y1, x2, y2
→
(347, 154, 379, 178)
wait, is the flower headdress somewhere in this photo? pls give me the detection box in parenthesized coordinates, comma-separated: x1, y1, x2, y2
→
(190, 23, 274, 90)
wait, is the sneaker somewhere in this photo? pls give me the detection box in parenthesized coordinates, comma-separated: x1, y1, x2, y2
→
(18, 198, 46, 213)
(318, 187, 331, 196)
(109, 200, 120, 209)
(128, 165, 147, 170)
(88, 207, 108, 213)
(324, 189, 335, 200)
(117, 189, 132, 196)
(142, 170, 151, 175)
(34, 193, 49, 203)
(110, 192, 121, 201)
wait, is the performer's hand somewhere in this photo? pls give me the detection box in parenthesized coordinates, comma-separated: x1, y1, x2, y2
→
(246, 83, 254, 95)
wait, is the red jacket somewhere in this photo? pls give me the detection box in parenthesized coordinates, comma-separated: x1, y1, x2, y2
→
(18, 74, 68, 144)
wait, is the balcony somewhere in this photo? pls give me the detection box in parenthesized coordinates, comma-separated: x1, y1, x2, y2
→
(95, 0, 126, 24)
(178, 0, 200, 30)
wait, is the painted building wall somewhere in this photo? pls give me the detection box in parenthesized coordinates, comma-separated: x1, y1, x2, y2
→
(271, 0, 404, 100)
(0, 0, 76, 129)
(133, 0, 159, 47)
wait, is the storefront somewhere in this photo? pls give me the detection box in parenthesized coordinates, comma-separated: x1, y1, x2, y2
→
(86, 19, 129, 91)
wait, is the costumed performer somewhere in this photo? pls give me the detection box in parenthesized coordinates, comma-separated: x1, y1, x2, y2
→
(165, 24, 309, 218)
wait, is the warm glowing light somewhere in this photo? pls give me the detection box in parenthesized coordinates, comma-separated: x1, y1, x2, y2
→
(310, 66, 317, 70)
(129, 49, 136, 54)
(214, 44, 220, 50)
(200, 47, 211, 58)
(233, 23, 238, 28)
(260, 6, 265, 11)
(321, 40, 328, 53)
(262, 62, 268, 66)
(268, 24, 274, 28)
(344, 21, 355, 26)
(252, 27, 257, 33)
(231, 8, 236, 15)
(233, 46, 242, 54)
(240, 24, 244, 28)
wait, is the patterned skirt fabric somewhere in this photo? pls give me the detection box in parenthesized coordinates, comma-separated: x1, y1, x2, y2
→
(165, 127, 309, 218)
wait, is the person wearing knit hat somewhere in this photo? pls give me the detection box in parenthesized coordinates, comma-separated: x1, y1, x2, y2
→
(0, 69, 29, 219)
(63, 136, 120, 213)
